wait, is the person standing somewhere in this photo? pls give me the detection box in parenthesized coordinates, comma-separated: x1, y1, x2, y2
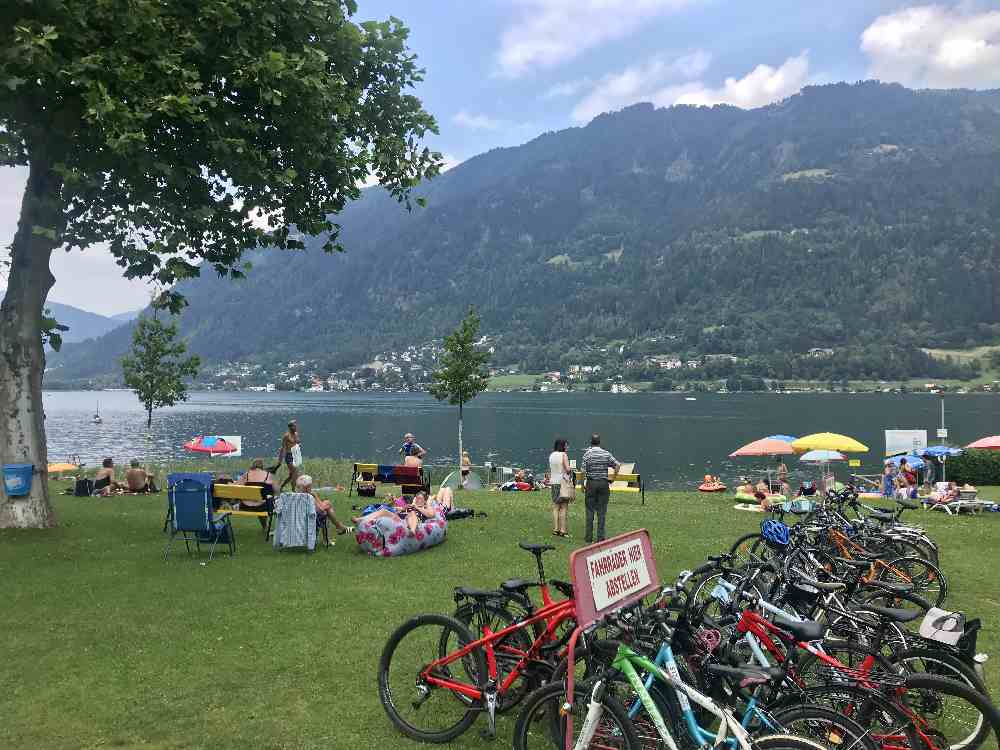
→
(581, 433, 620, 543)
(400, 432, 428, 466)
(548, 439, 572, 538)
(278, 420, 302, 492)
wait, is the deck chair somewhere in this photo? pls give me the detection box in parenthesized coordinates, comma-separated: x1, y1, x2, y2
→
(163, 472, 214, 532)
(164, 475, 235, 561)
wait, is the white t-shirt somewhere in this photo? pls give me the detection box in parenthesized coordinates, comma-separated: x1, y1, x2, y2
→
(549, 451, 567, 485)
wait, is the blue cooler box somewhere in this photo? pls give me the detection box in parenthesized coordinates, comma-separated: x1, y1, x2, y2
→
(3, 464, 34, 496)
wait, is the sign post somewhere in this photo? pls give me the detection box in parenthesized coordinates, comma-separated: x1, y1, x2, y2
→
(563, 529, 660, 749)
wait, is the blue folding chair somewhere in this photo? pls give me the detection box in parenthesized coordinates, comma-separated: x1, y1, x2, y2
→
(164, 474, 236, 561)
(163, 472, 215, 532)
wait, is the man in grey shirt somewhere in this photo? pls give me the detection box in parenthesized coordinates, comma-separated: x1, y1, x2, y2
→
(581, 433, 620, 543)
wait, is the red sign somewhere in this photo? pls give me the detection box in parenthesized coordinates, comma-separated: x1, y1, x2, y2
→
(569, 529, 659, 629)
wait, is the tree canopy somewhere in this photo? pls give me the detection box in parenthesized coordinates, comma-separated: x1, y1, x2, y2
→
(121, 314, 201, 428)
(1, 0, 441, 307)
(429, 308, 491, 409)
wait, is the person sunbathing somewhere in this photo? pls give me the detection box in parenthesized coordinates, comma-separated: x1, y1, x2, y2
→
(93, 458, 124, 496)
(354, 487, 454, 536)
(125, 460, 158, 493)
(931, 482, 959, 504)
(296, 475, 351, 535)
(736, 477, 754, 495)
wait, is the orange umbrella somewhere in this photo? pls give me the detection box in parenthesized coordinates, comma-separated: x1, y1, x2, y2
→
(729, 438, 796, 458)
(966, 435, 1000, 450)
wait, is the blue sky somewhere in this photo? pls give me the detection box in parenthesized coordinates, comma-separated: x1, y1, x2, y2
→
(2, 0, 1000, 314)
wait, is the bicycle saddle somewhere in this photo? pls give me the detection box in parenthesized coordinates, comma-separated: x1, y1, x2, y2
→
(773, 616, 826, 642)
(835, 557, 872, 571)
(454, 586, 501, 600)
(867, 511, 896, 523)
(519, 542, 555, 554)
(589, 639, 627, 661)
(705, 663, 784, 685)
(866, 579, 914, 595)
(551, 579, 575, 598)
(856, 605, 921, 624)
(500, 578, 539, 594)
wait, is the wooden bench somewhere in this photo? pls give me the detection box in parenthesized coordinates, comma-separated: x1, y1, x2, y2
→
(349, 463, 430, 497)
(212, 483, 273, 538)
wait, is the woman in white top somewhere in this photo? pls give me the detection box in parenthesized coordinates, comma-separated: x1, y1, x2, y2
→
(548, 438, 572, 538)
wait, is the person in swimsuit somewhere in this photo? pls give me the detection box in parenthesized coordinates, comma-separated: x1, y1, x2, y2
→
(278, 420, 301, 492)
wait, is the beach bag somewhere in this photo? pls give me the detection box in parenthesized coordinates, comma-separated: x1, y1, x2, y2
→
(74, 478, 94, 497)
(559, 476, 576, 501)
(357, 481, 377, 497)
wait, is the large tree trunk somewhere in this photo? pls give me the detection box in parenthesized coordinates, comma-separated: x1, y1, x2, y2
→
(0, 155, 64, 528)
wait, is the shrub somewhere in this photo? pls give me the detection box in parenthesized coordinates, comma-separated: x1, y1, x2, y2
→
(945, 449, 1000, 486)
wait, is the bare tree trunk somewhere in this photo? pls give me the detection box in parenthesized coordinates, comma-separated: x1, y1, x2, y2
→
(0, 155, 64, 528)
(457, 401, 463, 480)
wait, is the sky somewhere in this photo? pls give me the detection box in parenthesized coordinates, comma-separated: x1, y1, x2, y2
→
(2, 0, 999, 315)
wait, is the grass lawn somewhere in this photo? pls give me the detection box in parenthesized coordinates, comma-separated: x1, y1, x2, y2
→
(1, 488, 997, 749)
(487, 374, 539, 390)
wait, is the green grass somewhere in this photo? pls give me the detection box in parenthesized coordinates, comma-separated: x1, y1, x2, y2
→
(1, 488, 997, 749)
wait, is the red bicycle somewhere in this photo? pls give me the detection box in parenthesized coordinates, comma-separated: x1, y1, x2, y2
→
(379, 592, 579, 742)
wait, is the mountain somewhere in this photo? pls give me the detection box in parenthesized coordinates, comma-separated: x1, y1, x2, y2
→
(50, 82, 1000, 384)
(1, 290, 126, 345)
(109, 309, 142, 324)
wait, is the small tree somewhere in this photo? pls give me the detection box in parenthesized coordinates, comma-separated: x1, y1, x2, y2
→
(121, 315, 201, 428)
(428, 308, 490, 475)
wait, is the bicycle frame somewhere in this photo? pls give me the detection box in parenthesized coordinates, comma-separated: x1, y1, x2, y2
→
(627, 639, 781, 743)
(420, 597, 577, 702)
(575, 643, 755, 750)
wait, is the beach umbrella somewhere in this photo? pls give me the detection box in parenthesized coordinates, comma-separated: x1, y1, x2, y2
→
(885, 454, 925, 470)
(729, 438, 796, 458)
(965, 435, 1000, 450)
(921, 445, 962, 481)
(767, 435, 797, 443)
(183, 435, 238, 456)
(798, 450, 847, 464)
(792, 432, 868, 454)
(921, 445, 963, 457)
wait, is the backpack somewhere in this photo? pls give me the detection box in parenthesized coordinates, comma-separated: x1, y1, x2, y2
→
(74, 478, 95, 497)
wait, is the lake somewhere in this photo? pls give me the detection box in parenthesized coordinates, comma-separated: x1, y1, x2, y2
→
(40, 390, 998, 489)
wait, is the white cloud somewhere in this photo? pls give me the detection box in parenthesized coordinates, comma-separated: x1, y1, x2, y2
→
(571, 50, 712, 122)
(861, 5, 1000, 88)
(571, 51, 807, 122)
(541, 77, 595, 100)
(453, 110, 505, 131)
(673, 52, 810, 108)
(439, 153, 464, 172)
(497, 0, 699, 78)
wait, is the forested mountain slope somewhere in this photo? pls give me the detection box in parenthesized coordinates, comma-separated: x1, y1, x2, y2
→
(51, 82, 1000, 382)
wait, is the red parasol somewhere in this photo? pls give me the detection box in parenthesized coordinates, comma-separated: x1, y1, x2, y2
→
(965, 435, 1000, 450)
(183, 436, 238, 455)
(729, 438, 796, 458)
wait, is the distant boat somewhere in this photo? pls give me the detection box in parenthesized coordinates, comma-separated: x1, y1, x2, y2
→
(93, 402, 102, 424)
(685, 397, 697, 401)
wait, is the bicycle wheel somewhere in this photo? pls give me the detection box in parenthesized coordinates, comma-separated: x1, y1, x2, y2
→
(453, 599, 538, 713)
(893, 647, 990, 697)
(731, 533, 771, 565)
(875, 556, 948, 608)
(796, 683, 923, 750)
(752, 734, 833, 750)
(512, 681, 641, 750)
(379, 613, 487, 743)
(899, 672, 1000, 750)
(769, 704, 880, 750)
